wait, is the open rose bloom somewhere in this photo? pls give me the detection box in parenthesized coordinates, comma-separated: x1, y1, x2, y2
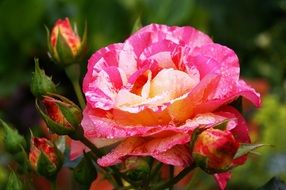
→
(71, 24, 260, 189)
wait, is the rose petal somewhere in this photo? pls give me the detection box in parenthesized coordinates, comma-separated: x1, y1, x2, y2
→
(82, 105, 228, 139)
(125, 24, 213, 58)
(97, 135, 191, 167)
(213, 172, 231, 190)
(152, 145, 193, 167)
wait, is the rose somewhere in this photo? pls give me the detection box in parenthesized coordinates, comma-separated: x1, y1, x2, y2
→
(71, 24, 260, 188)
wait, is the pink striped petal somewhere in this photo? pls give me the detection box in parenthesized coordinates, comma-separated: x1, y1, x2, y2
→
(125, 24, 213, 58)
(214, 172, 231, 190)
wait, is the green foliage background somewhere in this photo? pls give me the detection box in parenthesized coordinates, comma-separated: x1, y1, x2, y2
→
(0, 0, 286, 189)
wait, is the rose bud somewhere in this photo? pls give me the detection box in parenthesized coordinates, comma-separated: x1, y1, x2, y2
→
(36, 94, 83, 137)
(121, 157, 150, 182)
(1, 119, 26, 153)
(29, 137, 63, 178)
(31, 58, 57, 97)
(192, 128, 239, 174)
(73, 152, 97, 185)
(47, 17, 87, 66)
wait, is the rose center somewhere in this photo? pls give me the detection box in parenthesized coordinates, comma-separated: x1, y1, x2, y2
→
(115, 68, 199, 108)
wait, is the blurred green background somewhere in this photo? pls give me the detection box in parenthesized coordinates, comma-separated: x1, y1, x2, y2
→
(0, 0, 286, 189)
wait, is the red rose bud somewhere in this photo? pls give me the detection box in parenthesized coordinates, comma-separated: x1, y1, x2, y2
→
(29, 137, 63, 178)
(1, 119, 26, 153)
(121, 157, 150, 182)
(192, 128, 239, 174)
(47, 17, 87, 65)
(36, 94, 83, 136)
(31, 58, 57, 97)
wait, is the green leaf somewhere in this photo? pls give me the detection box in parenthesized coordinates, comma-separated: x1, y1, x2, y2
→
(6, 171, 24, 190)
(257, 177, 286, 190)
(1, 119, 26, 153)
(73, 152, 97, 185)
(234, 143, 270, 159)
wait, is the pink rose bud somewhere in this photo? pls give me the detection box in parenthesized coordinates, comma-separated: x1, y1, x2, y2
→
(36, 94, 83, 136)
(29, 137, 63, 178)
(192, 128, 239, 174)
(47, 17, 86, 65)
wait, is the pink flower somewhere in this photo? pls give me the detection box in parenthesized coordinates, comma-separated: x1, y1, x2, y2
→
(71, 24, 260, 189)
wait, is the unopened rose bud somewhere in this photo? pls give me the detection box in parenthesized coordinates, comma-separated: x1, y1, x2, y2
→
(29, 137, 63, 178)
(47, 17, 87, 66)
(31, 58, 57, 97)
(192, 128, 239, 174)
(121, 157, 150, 182)
(36, 94, 83, 136)
(1, 119, 26, 153)
(73, 152, 97, 185)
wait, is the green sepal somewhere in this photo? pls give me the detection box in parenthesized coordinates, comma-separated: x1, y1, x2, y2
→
(131, 17, 142, 34)
(31, 58, 57, 97)
(234, 143, 270, 159)
(1, 119, 26, 153)
(73, 152, 97, 185)
(189, 127, 203, 152)
(6, 171, 25, 190)
(37, 151, 58, 179)
(35, 98, 74, 135)
(56, 30, 74, 65)
(45, 25, 55, 61)
(213, 119, 229, 130)
(77, 21, 87, 61)
(36, 144, 63, 180)
(230, 96, 243, 113)
(122, 157, 150, 182)
(193, 153, 231, 174)
(57, 101, 82, 127)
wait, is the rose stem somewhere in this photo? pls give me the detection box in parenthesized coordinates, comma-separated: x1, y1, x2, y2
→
(169, 165, 174, 190)
(79, 135, 123, 187)
(65, 64, 85, 109)
(151, 165, 196, 190)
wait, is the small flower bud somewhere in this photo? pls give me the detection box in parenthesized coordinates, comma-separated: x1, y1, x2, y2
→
(31, 58, 57, 97)
(1, 119, 26, 153)
(29, 137, 63, 178)
(73, 153, 97, 185)
(47, 17, 87, 66)
(36, 94, 83, 136)
(121, 157, 150, 182)
(192, 128, 239, 174)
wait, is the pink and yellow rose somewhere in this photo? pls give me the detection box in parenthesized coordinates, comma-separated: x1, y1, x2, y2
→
(71, 24, 260, 189)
